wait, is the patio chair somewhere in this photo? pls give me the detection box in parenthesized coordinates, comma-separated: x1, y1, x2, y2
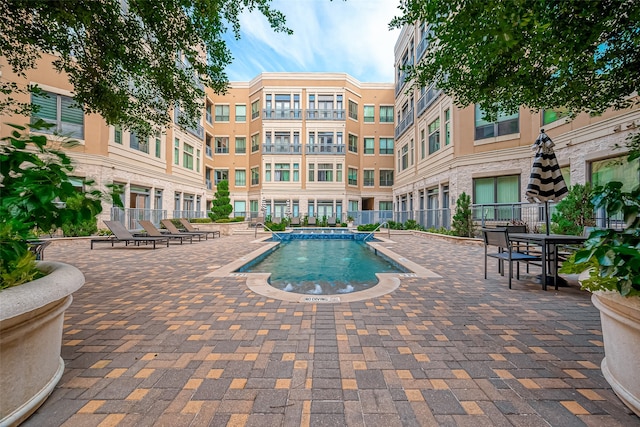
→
(307, 216, 316, 226)
(177, 218, 220, 239)
(482, 228, 541, 289)
(249, 216, 265, 228)
(92, 221, 170, 249)
(137, 220, 193, 244)
(327, 216, 337, 227)
(272, 217, 282, 225)
(160, 219, 205, 241)
(290, 217, 301, 227)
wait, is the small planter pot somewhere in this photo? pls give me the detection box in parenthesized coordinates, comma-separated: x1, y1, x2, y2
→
(591, 291, 640, 417)
(0, 262, 85, 426)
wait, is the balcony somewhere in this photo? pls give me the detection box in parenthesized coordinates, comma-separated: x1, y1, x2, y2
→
(205, 179, 212, 190)
(416, 37, 429, 60)
(174, 108, 204, 140)
(394, 108, 414, 138)
(417, 85, 442, 117)
(306, 109, 345, 121)
(262, 143, 302, 154)
(205, 145, 212, 157)
(305, 144, 345, 154)
(263, 109, 302, 120)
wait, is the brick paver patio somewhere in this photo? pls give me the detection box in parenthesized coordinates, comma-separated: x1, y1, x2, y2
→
(22, 232, 640, 426)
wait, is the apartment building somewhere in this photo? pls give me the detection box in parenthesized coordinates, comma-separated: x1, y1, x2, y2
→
(1, 55, 395, 225)
(393, 22, 640, 229)
(203, 73, 395, 221)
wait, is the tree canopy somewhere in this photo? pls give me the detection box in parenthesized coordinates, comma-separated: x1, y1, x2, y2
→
(0, 0, 290, 135)
(391, 0, 640, 120)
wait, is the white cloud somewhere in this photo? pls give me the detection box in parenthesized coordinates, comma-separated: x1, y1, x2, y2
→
(225, 0, 401, 82)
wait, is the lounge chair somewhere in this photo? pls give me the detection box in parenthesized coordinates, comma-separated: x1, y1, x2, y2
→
(272, 217, 282, 224)
(138, 220, 193, 244)
(290, 217, 301, 227)
(307, 216, 316, 226)
(327, 216, 337, 227)
(160, 219, 205, 241)
(91, 221, 170, 249)
(177, 218, 220, 238)
(249, 216, 265, 228)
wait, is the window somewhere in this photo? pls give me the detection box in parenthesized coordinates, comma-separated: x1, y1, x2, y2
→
(293, 163, 300, 182)
(410, 139, 414, 165)
(542, 107, 569, 125)
(336, 164, 343, 182)
(265, 163, 271, 181)
(380, 138, 394, 154)
(364, 105, 375, 123)
(235, 169, 246, 186)
(444, 108, 451, 145)
(274, 163, 290, 181)
(235, 104, 246, 122)
(379, 201, 393, 210)
(251, 99, 260, 120)
(348, 168, 358, 186)
(174, 138, 180, 165)
(380, 106, 394, 123)
(420, 129, 426, 159)
(214, 169, 228, 184)
(196, 149, 200, 172)
(308, 163, 314, 182)
(215, 136, 229, 153)
(130, 132, 148, 153)
(363, 170, 374, 187)
(318, 163, 333, 182)
(251, 133, 260, 152)
(155, 132, 161, 158)
(31, 90, 84, 139)
(475, 105, 519, 140)
(473, 175, 520, 219)
(235, 137, 246, 154)
(215, 104, 230, 121)
(251, 167, 260, 185)
(591, 155, 639, 192)
(428, 118, 440, 154)
(183, 143, 194, 169)
(205, 103, 212, 124)
(380, 170, 394, 186)
(114, 125, 122, 144)
(348, 100, 358, 120)
(348, 134, 358, 153)
(401, 144, 409, 170)
(364, 138, 375, 155)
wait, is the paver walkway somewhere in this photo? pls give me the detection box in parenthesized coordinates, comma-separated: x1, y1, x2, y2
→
(23, 233, 640, 426)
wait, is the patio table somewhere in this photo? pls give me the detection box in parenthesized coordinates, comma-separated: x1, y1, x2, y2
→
(508, 233, 587, 290)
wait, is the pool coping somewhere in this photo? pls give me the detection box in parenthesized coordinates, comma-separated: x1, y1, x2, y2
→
(205, 236, 441, 303)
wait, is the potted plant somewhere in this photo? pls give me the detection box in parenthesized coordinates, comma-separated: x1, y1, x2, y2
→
(0, 122, 108, 425)
(560, 136, 640, 417)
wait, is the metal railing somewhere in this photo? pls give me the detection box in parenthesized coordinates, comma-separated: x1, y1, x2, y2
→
(110, 207, 167, 229)
(394, 109, 414, 138)
(263, 109, 302, 120)
(262, 143, 303, 154)
(254, 222, 283, 240)
(306, 109, 346, 120)
(305, 144, 345, 154)
(173, 210, 206, 220)
(363, 221, 390, 241)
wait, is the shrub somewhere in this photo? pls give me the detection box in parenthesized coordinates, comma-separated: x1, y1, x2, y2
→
(60, 193, 98, 236)
(209, 179, 232, 221)
(551, 183, 595, 235)
(451, 192, 475, 237)
(190, 218, 212, 223)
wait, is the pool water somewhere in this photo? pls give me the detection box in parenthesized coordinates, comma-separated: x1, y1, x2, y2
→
(239, 239, 407, 295)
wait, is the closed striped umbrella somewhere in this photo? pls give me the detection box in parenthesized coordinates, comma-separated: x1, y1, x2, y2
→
(525, 130, 568, 234)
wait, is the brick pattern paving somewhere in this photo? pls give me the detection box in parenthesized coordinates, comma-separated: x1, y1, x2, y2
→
(22, 234, 640, 426)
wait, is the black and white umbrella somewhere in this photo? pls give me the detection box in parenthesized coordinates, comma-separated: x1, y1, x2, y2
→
(525, 130, 568, 234)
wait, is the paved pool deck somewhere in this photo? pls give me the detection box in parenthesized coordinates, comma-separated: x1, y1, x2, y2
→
(23, 232, 640, 426)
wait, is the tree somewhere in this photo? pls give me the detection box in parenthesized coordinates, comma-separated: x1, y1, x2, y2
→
(391, 0, 640, 120)
(451, 192, 475, 237)
(0, 0, 291, 136)
(209, 179, 232, 221)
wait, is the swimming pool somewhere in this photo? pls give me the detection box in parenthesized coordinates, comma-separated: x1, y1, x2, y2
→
(237, 239, 408, 295)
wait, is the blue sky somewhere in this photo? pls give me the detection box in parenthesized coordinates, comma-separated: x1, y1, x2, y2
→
(223, 0, 402, 83)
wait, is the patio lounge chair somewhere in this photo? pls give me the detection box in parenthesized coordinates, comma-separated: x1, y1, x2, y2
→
(327, 216, 337, 227)
(249, 216, 265, 228)
(138, 220, 193, 244)
(178, 218, 220, 238)
(290, 217, 301, 227)
(482, 228, 541, 289)
(307, 216, 316, 226)
(160, 219, 205, 241)
(91, 221, 170, 249)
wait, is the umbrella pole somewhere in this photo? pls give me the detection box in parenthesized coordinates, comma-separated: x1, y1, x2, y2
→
(545, 201, 550, 235)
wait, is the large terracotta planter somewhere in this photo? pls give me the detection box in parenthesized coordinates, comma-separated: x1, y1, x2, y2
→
(0, 261, 85, 426)
(591, 291, 640, 417)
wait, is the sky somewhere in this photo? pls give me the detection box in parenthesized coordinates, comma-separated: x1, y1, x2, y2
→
(223, 0, 402, 84)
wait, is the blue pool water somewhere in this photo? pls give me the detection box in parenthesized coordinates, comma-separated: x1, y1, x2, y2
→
(238, 239, 407, 295)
